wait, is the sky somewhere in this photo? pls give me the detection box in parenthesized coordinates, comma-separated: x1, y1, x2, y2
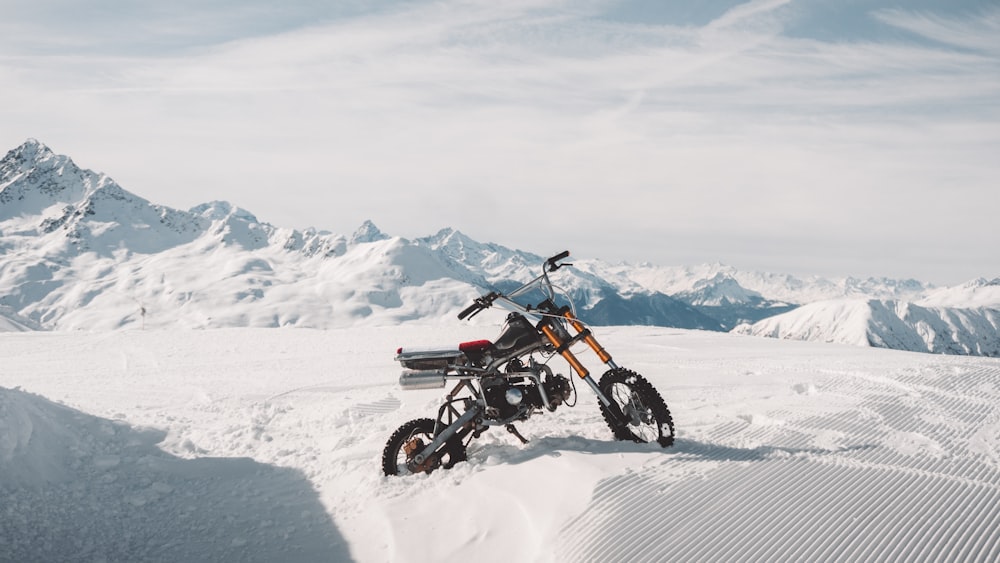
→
(1, 0, 998, 285)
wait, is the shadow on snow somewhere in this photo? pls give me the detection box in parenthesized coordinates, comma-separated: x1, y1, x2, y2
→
(0, 387, 352, 563)
(462, 433, 877, 467)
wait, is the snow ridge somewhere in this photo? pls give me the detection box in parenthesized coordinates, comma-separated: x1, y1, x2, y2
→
(735, 299, 1000, 357)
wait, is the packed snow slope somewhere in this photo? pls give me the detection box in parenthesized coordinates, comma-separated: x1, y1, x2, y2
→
(7, 138, 984, 338)
(2, 326, 1000, 562)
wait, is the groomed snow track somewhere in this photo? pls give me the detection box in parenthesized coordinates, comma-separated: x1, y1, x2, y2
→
(557, 361, 1000, 562)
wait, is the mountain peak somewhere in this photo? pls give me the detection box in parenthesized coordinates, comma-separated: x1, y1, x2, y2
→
(11, 138, 53, 161)
(682, 272, 763, 306)
(1, 140, 92, 222)
(416, 227, 505, 265)
(428, 227, 476, 247)
(351, 220, 389, 244)
(1, 138, 59, 183)
(190, 201, 260, 223)
(433, 226, 457, 238)
(964, 277, 1000, 289)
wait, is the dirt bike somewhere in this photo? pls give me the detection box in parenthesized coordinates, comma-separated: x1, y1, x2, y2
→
(382, 251, 675, 476)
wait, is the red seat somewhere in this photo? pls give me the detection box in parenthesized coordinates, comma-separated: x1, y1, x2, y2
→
(459, 339, 492, 353)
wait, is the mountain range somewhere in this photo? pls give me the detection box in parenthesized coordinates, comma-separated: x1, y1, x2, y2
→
(1, 139, 997, 355)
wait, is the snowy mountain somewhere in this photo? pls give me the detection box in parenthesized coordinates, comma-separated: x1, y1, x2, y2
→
(414, 228, 725, 330)
(918, 277, 1000, 309)
(729, 268, 1000, 358)
(0, 140, 478, 330)
(590, 260, 930, 305)
(0, 139, 718, 332)
(669, 272, 798, 328)
(734, 299, 1000, 357)
(1, 139, 995, 355)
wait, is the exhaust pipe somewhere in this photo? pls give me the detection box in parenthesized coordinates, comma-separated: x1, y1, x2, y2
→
(399, 369, 446, 390)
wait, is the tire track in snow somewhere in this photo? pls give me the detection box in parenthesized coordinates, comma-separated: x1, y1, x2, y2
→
(266, 381, 392, 401)
(349, 396, 402, 417)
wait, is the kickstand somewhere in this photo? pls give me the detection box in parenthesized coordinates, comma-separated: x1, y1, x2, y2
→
(505, 424, 529, 444)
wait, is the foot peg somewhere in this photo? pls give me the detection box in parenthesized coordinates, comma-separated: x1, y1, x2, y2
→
(505, 424, 529, 444)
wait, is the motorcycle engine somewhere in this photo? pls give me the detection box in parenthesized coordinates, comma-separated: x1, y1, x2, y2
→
(482, 364, 572, 421)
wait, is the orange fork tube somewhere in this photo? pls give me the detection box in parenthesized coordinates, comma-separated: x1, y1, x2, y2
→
(563, 311, 613, 365)
(541, 322, 614, 408)
(540, 324, 590, 379)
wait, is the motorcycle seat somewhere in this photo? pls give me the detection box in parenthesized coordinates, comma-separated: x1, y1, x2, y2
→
(395, 340, 493, 370)
(459, 339, 492, 353)
(396, 346, 461, 361)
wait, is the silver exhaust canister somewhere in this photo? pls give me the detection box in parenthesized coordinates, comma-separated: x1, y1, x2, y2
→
(399, 369, 446, 390)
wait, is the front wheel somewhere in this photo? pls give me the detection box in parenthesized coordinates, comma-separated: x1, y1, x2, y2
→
(382, 418, 468, 476)
(598, 368, 675, 448)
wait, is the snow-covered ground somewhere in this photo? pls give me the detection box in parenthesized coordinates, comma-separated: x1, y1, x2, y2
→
(3, 325, 999, 562)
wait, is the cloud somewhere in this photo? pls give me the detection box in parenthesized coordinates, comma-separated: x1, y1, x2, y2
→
(707, 0, 793, 31)
(874, 6, 1000, 54)
(1, 1, 998, 284)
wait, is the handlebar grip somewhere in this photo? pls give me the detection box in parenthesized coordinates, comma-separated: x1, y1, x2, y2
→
(458, 302, 480, 320)
(546, 250, 570, 271)
(458, 291, 501, 320)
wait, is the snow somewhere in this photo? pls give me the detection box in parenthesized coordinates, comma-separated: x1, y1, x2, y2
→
(587, 260, 931, 305)
(677, 272, 767, 306)
(735, 299, 1000, 356)
(3, 325, 1000, 561)
(919, 278, 1000, 309)
(4, 137, 1000, 559)
(0, 307, 33, 332)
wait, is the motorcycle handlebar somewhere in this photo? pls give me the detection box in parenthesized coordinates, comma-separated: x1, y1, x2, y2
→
(458, 252, 570, 320)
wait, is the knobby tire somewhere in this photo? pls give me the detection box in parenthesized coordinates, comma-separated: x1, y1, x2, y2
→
(598, 368, 675, 448)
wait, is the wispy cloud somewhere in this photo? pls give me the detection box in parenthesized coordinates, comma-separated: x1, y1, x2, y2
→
(875, 6, 1000, 54)
(707, 0, 793, 31)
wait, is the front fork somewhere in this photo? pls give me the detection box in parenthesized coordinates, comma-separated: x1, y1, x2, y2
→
(538, 311, 618, 409)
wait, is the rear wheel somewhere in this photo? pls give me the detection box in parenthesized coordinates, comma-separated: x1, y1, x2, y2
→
(598, 368, 674, 447)
(382, 418, 468, 476)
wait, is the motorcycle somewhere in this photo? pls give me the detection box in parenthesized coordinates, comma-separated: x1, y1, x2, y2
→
(382, 251, 675, 476)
